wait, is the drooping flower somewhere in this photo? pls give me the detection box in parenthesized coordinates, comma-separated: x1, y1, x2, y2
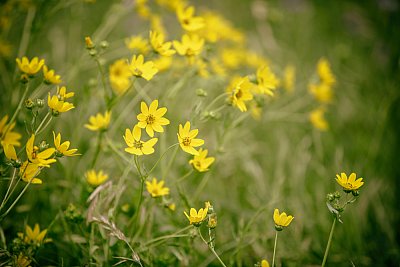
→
(335, 172, 364, 193)
(48, 93, 75, 115)
(84, 111, 111, 132)
(53, 132, 79, 157)
(124, 125, 158, 156)
(129, 54, 158, 81)
(125, 35, 149, 54)
(85, 169, 109, 186)
(26, 134, 56, 167)
(177, 121, 204, 155)
(189, 148, 215, 172)
(18, 223, 51, 245)
(176, 5, 205, 32)
(173, 34, 204, 63)
(146, 177, 170, 197)
(16, 56, 45, 76)
(184, 203, 209, 226)
(149, 31, 176, 56)
(19, 161, 42, 184)
(43, 65, 62, 84)
(109, 59, 132, 95)
(255, 65, 279, 96)
(309, 107, 329, 131)
(226, 76, 254, 112)
(273, 209, 294, 231)
(137, 100, 170, 137)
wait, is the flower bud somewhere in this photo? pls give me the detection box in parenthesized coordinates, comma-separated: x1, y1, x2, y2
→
(38, 141, 49, 151)
(352, 190, 360, 197)
(326, 193, 335, 202)
(35, 98, 45, 108)
(100, 40, 109, 49)
(208, 213, 218, 229)
(333, 191, 341, 199)
(89, 49, 97, 57)
(64, 203, 84, 223)
(196, 88, 208, 97)
(85, 36, 95, 49)
(25, 98, 34, 109)
(20, 74, 29, 83)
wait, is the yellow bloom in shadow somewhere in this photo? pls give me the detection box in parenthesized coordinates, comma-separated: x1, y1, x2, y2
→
(177, 121, 204, 156)
(43, 65, 62, 84)
(85, 169, 108, 186)
(16, 56, 45, 76)
(53, 132, 80, 157)
(129, 54, 158, 81)
(18, 223, 51, 245)
(85, 111, 111, 132)
(125, 35, 149, 54)
(109, 59, 132, 95)
(189, 148, 215, 172)
(0, 115, 21, 148)
(273, 208, 294, 231)
(317, 58, 336, 86)
(124, 125, 158, 156)
(137, 100, 170, 137)
(335, 172, 364, 193)
(19, 161, 42, 184)
(176, 5, 205, 32)
(184, 204, 209, 227)
(146, 177, 170, 197)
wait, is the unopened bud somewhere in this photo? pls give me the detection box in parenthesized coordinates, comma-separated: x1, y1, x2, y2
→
(25, 99, 34, 109)
(89, 49, 97, 57)
(35, 98, 45, 108)
(352, 190, 360, 197)
(196, 88, 208, 97)
(85, 36, 95, 49)
(208, 213, 218, 229)
(20, 74, 29, 83)
(38, 141, 49, 151)
(100, 40, 109, 49)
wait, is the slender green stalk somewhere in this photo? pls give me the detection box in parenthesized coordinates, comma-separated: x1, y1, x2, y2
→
(130, 155, 145, 234)
(161, 145, 178, 180)
(175, 169, 194, 183)
(203, 92, 230, 112)
(105, 136, 130, 164)
(34, 112, 51, 135)
(321, 217, 337, 267)
(95, 58, 111, 104)
(198, 228, 228, 267)
(0, 182, 31, 220)
(148, 143, 179, 175)
(0, 168, 17, 210)
(272, 231, 278, 267)
(91, 131, 104, 168)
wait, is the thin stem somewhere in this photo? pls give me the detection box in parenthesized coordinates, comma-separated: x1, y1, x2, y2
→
(148, 143, 179, 175)
(140, 225, 192, 250)
(0, 182, 31, 220)
(272, 231, 278, 267)
(0, 168, 17, 210)
(321, 217, 337, 267)
(203, 92, 230, 113)
(105, 136, 130, 164)
(175, 169, 194, 183)
(198, 228, 228, 267)
(91, 131, 104, 168)
(34, 112, 51, 135)
(95, 58, 111, 104)
(132, 178, 145, 233)
(161, 145, 178, 180)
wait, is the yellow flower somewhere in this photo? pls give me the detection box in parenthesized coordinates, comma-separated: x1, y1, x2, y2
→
(261, 259, 270, 267)
(176, 5, 205, 32)
(173, 34, 204, 63)
(309, 107, 329, 131)
(53, 132, 79, 157)
(109, 59, 132, 95)
(48, 94, 75, 115)
(184, 203, 209, 226)
(335, 172, 364, 193)
(18, 223, 51, 245)
(4, 143, 17, 160)
(317, 58, 336, 86)
(0, 115, 22, 148)
(189, 148, 215, 172)
(273, 208, 294, 231)
(16, 56, 45, 76)
(150, 31, 176, 56)
(135, 0, 151, 19)
(129, 54, 158, 81)
(283, 65, 296, 92)
(26, 134, 56, 167)
(308, 83, 333, 104)
(255, 65, 279, 96)
(125, 36, 149, 54)
(84, 111, 111, 132)
(56, 86, 74, 101)
(152, 56, 172, 72)
(43, 65, 62, 84)
(86, 169, 109, 186)
(146, 177, 170, 197)
(14, 253, 31, 267)
(177, 121, 204, 155)
(226, 76, 254, 112)
(19, 161, 42, 184)
(85, 36, 94, 49)
(137, 100, 170, 137)
(124, 125, 158, 156)
(220, 48, 243, 69)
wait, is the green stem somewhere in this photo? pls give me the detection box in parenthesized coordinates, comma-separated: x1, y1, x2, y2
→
(91, 131, 104, 168)
(0, 168, 17, 210)
(132, 178, 145, 233)
(140, 225, 192, 250)
(272, 231, 278, 267)
(175, 169, 194, 183)
(95, 57, 111, 104)
(148, 143, 179, 175)
(161, 145, 179, 180)
(321, 217, 337, 267)
(34, 112, 51, 135)
(203, 92, 230, 112)
(105, 136, 130, 164)
(198, 228, 228, 267)
(0, 181, 31, 220)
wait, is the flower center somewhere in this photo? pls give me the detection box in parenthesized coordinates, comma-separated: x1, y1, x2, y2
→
(182, 137, 191, 146)
(133, 140, 143, 149)
(146, 114, 156, 124)
(235, 88, 243, 99)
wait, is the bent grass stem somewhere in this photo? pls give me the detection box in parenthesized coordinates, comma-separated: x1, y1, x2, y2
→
(198, 228, 228, 267)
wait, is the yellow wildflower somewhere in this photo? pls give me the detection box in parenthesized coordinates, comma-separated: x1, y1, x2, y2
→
(124, 125, 158, 156)
(56, 86, 74, 101)
(150, 15, 167, 37)
(176, 5, 205, 32)
(16, 56, 45, 76)
(308, 83, 333, 104)
(0, 115, 22, 148)
(125, 36, 149, 54)
(273, 208, 294, 231)
(137, 100, 170, 137)
(85, 169, 108, 186)
(152, 56, 172, 72)
(184, 204, 209, 226)
(317, 58, 336, 86)
(335, 172, 364, 193)
(109, 59, 132, 95)
(26, 134, 56, 167)
(283, 65, 296, 92)
(48, 94, 75, 115)
(43, 65, 62, 84)
(135, 0, 151, 19)
(173, 34, 204, 63)
(84, 111, 111, 132)
(177, 121, 204, 155)
(226, 76, 254, 112)
(220, 48, 243, 69)
(146, 177, 170, 197)
(149, 31, 176, 56)
(19, 161, 42, 184)
(309, 107, 329, 131)
(167, 203, 176, 211)
(156, 0, 186, 12)
(14, 253, 31, 267)
(85, 36, 94, 49)
(18, 223, 51, 245)
(4, 143, 17, 161)
(53, 132, 79, 157)
(261, 259, 270, 267)
(129, 54, 158, 81)
(189, 148, 215, 172)
(255, 65, 279, 96)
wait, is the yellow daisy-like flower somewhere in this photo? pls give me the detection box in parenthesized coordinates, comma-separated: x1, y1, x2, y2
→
(176, 5, 205, 32)
(14, 253, 31, 267)
(56, 86, 74, 101)
(84, 111, 111, 132)
(18, 223, 51, 245)
(124, 125, 158, 156)
(255, 65, 279, 96)
(48, 93, 75, 115)
(146, 177, 170, 197)
(177, 121, 204, 156)
(226, 76, 254, 112)
(125, 35, 149, 54)
(43, 65, 62, 84)
(261, 259, 270, 267)
(26, 134, 56, 167)
(16, 56, 45, 76)
(4, 143, 17, 160)
(273, 208, 294, 231)
(53, 132, 79, 157)
(109, 59, 132, 95)
(335, 172, 364, 193)
(309, 107, 329, 131)
(0, 115, 22, 148)
(19, 161, 42, 184)
(137, 100, 170, 137)
(149, 31, 176, 56)
(85, 169, 109, 186)
(308, 83, 333, 104)
(173, 34, 204, 63)
(189, 148, 215, 172)
(184, 203, 209, 227)
(317, 58, 336, 86)
(129, 54, 158, 81)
